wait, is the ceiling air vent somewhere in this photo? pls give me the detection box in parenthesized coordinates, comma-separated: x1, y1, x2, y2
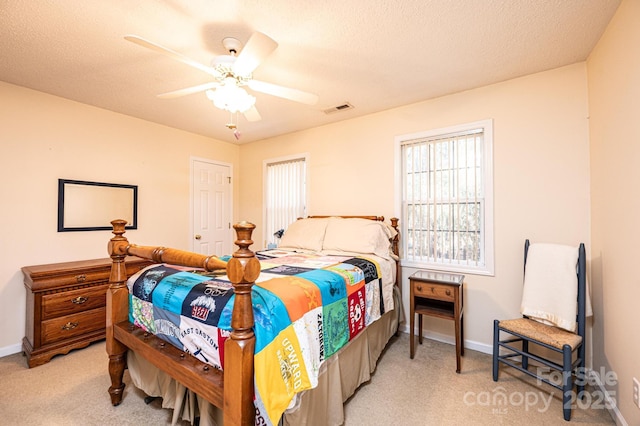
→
(322, 102, 354, 114)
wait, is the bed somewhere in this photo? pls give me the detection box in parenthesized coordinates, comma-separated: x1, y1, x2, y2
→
(106, 215, 401, 426)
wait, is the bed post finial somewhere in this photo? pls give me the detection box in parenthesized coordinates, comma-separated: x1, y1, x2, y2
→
(230, 221, 257, 258)
(224, 221, 259, 425)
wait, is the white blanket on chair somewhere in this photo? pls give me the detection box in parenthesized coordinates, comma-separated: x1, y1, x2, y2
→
(520, 243, 589, 333)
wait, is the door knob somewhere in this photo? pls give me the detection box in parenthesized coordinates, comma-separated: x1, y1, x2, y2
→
(194, 234, 202, 240)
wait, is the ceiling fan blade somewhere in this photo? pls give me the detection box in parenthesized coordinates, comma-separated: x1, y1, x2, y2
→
(247, 80, 319, 105)
(243, 105, 262, 122)
(232, 32, 278, 76)
(125, 35, 215, 77)
(157, 82, 219, 99)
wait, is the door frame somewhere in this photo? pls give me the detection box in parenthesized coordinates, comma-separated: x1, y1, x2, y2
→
(189, 156, 234, 253)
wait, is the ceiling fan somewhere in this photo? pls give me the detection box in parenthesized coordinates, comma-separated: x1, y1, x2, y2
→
(124, 32, 319, 123)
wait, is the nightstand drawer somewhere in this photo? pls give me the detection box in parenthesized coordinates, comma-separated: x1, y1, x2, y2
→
(41, 308, 106, 345)
(413, 282, 455, 302)
(41, 284, 109, 320)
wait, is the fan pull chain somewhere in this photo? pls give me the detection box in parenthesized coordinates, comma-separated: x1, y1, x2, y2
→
(225, 112, 241, 140)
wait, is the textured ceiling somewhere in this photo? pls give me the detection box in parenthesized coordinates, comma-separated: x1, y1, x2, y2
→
(0, 0, 620, 143)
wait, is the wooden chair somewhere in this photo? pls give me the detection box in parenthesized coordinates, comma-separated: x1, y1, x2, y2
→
(493, 240, 586, 421)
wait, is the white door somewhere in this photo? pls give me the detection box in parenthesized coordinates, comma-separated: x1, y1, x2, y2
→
(191, 159, 232, 256)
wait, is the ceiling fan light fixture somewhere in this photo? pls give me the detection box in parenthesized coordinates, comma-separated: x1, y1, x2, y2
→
(125, 32, 317, 134)
(206, 83, 256, 114)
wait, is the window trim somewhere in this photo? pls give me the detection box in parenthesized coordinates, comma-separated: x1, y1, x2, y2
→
(262, 153, 310, 248)
(395, 119, 494, 276)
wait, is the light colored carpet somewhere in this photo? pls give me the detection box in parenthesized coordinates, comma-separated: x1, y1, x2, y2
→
(0, 334, 615, 425)
(344, 334, 615, 425)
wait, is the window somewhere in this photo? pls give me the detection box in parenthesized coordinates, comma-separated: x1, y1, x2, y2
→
(397, 120, 494, 275)
(263, 154, 308, 247)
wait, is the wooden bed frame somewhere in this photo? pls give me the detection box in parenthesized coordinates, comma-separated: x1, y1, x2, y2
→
(106, 216, 399, 426)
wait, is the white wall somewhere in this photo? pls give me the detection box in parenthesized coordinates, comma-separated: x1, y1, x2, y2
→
(239, 63, 591, 354)
(587, 0, 640, 423)
(0, 81, 240, 354)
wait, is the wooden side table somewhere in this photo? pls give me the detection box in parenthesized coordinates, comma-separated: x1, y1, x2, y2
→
(409, 270, 465, 373)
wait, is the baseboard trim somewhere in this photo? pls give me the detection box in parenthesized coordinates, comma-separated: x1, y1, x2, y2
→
(398, 324, 493, 355)
(588, 367, 628, 426)
(0, 343, 23, 358)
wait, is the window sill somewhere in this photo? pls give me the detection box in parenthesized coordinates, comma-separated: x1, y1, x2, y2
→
(400, 259, 495, 277)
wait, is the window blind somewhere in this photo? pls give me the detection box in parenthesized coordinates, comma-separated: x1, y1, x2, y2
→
(402, 128, 485, 267)
(265, 157, 306, 246)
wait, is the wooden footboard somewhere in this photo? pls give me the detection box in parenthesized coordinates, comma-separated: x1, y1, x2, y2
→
(106, 219, 258, 426)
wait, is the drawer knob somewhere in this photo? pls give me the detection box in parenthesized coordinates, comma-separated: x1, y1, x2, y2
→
(446, 289, 451, 296)
(416, 285, 422, 292)
(61, 322, 79, 331)
(71, 296, 88, 305)
(75, 274, 87, 283)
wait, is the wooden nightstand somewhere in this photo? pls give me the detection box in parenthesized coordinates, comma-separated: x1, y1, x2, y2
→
(409, 270, 465, 373)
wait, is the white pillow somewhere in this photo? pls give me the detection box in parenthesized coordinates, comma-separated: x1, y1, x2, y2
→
(321, 217, 396, 259)
(278, 218, 329, 252)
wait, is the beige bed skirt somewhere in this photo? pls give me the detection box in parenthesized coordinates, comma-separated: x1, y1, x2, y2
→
(127, 286, 403, 426)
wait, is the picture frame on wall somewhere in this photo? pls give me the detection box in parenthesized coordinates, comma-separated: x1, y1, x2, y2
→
(57, 179, 138, 232)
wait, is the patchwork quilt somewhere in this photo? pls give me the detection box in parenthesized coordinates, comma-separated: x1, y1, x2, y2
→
(127, 250, 394, 425)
